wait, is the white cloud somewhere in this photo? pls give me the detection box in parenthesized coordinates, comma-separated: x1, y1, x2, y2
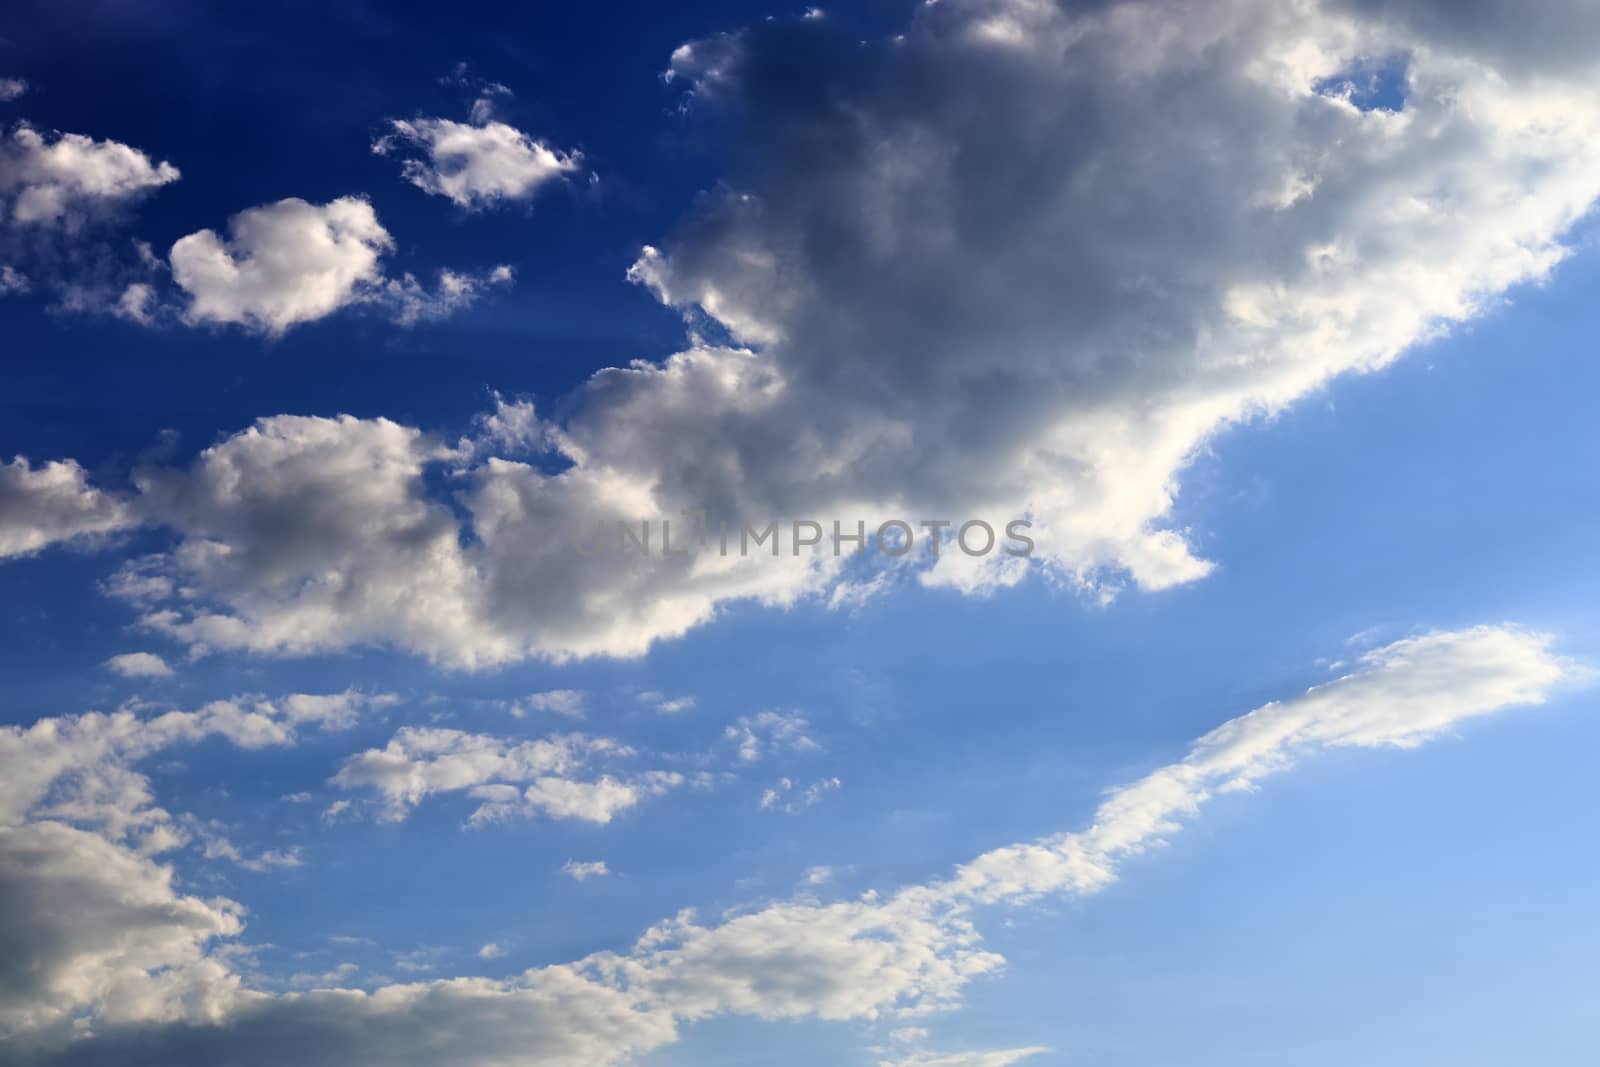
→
(168, 196, 392, 334)
(0, 690, 395, 1038)
(374, 117, 579, 210)
(0, 691, 397, 835)
(936, 626, 1575, 905)
(193, 825, 304, 873)
(760, 775, 841, 813)
(477, 943, 507, 960)
(562, 859, 610, 882)
(382, 263, 514, 325)
(0, 122, 178, 226)
(103, 652, 174, 679)
(0, 457, 135, 560)
(329, 726, 681, 825)
(0, 822, 243, 1035)
(639, 691, 696, 715)
(804, 865, 834, 886)
(727, 710, 820, 762)
(515, 689, 587, 719)
(0, 78, 26, 102)
(0, 264, 28, 294)
(0, 625, 1578, 1064)
(878, 1050, 1052, 1067)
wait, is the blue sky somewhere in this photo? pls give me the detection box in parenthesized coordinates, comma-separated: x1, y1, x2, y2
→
(2, 2, 1599, 1066)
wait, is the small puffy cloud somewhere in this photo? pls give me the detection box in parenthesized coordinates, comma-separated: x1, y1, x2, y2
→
(0, 78, 26, 102)
(374, 117, 579, 210)
(469, 771, 683, 826)
(0, 264, 28, 294)
(103, 652, 173, 679)
(0, 122, 178, 226)
(281, 690, 396, 732)
(168, 196, 392, 334)
(561, 859, 610, 882)
(0, 457, 135, 560)
(113, 281, 156, 324)
(157, 197, 513, 333)
(477, 943, 507, 960)
(329, 726, 681, 825)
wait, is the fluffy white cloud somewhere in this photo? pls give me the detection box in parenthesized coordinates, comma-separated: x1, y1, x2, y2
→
(1, 625, 1578, 1064)
(103, 652, 174, 679)
(11, 0, 1597, 666)
(374, 117, 579, 210)
(168, 196, 392, 333)
(0, 822, 244, 1036)
(330, 726, 681, 825)
(0, 122, 178, 226)
(0, 457, 135, 560)
(97, 403, 828, 666)
(161, 196, 514, 333)
(0, 78, 26, 102)
(0, 690, 395, 834)
(0, 690, 394, 1038)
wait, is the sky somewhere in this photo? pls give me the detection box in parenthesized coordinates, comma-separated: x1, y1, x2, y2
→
(2, 1, 1599, 1065)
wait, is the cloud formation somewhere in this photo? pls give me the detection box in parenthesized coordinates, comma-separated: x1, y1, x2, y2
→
(103, 652, 174, 679)
(167, 196, 392, 333)
(374, 117, 579, 210)
(161, 196, 513, 333)
(330, 726, 682, 825)
(0, 690, 393, 1039)
(0, 122, 178, 227)
(0, 457, 134, 561)
(6, 0, 1597, 665)
(0, 625, 1574, 1064)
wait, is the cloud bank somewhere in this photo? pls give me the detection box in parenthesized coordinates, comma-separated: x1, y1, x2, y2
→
(7, 0, 1599, 666)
